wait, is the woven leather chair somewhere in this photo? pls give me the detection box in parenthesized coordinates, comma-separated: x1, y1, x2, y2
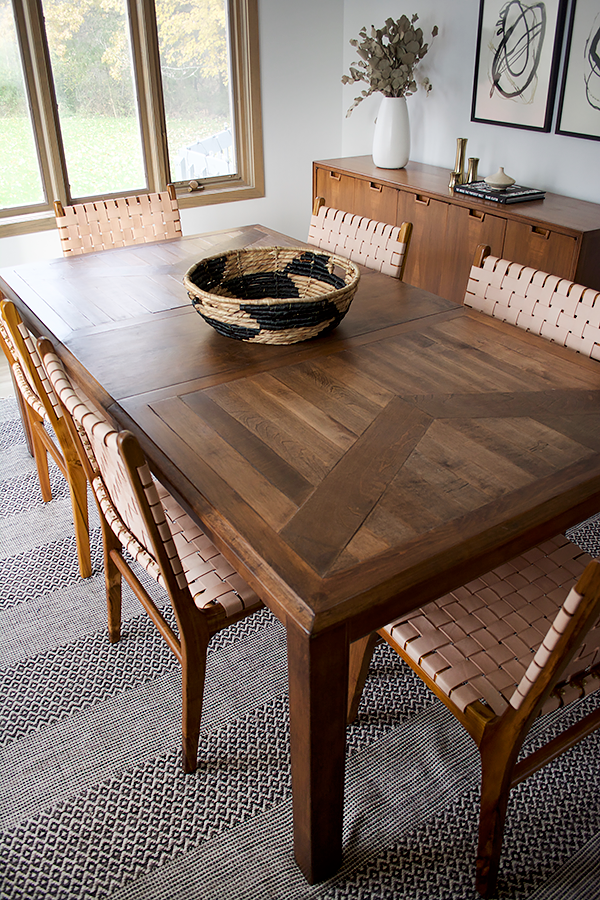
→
(0, 301, 31, 446)
(348, 537, 600, 897)
(308, 196, 412, 279)
(40, 339, 264, 772)
(53, 185, 181, 256)
(0, 300, 91, 578)
(465, 244, 600, 360)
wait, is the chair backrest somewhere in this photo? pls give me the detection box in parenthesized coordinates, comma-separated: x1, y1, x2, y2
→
(308, 197, 412, 279)
(0, 301, 18, 365)
(0, 300, 62, 426)
(464, 245, 600, 360)
(39, 343, 186, 589)
(0, 304, 42, 418)
(53, 185, 182, 256)
(511, 558, 600, 713)
(386, 535, 598, 718)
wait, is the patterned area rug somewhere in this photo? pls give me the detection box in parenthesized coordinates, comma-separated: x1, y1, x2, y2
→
(1, 395, 599, 900)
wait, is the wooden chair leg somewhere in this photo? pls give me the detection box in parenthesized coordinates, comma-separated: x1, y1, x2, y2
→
(181, 640, 208, 774)
(30, 419, 53, 502)
(475, 736, 516, 897)
(101, 519, 122, 644)
(65, 458, 92, 579)
(12, 370, 35, 457)
(347, 632, 380, 724)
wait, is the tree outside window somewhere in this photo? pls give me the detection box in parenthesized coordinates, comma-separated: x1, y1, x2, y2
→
(0, 0, 263, 231)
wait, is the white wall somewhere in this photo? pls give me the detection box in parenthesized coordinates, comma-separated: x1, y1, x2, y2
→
(342, 0, 600, 204)
(2, 0, 599, 268)
(181, 0, 345, 242)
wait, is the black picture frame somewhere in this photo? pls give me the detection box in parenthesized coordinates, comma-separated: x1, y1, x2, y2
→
(471, 0, 567, 132)
(556, 0, 600, 140)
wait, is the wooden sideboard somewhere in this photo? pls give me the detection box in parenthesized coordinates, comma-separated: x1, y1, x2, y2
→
(313, 156, 600, 303)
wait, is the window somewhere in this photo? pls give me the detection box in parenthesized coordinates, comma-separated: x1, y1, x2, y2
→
(0, 0, 263, 236)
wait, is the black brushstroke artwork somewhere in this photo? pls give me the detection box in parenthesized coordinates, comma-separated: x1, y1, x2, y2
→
(490, 1, 546, 100)
(585, 16, 600, 111)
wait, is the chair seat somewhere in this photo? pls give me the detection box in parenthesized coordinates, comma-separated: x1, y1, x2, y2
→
(158, 482, 261, 617)
(384, 535, 596, 716)
(93, 472, 261, 620)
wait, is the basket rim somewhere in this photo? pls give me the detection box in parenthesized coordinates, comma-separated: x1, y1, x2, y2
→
(183, 245, 361, 307)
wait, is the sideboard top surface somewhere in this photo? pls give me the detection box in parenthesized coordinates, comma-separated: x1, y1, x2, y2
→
(314, 157, 600, 235)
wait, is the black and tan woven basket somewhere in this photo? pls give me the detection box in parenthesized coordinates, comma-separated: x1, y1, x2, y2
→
(183, 246, 360, 344)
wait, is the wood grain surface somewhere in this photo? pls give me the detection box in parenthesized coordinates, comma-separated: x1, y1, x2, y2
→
(2, 224, 600, 631)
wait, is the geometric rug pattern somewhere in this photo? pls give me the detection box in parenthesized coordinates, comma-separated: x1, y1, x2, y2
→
(1, 395, 599, 900)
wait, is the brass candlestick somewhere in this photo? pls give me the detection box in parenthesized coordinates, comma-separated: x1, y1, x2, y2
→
(454, 138, 468, 184)
(449, 138, 468, 188)
(467, 157, 479, 183)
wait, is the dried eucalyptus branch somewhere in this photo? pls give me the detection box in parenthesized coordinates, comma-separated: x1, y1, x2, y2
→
(342, 14, 438, 116)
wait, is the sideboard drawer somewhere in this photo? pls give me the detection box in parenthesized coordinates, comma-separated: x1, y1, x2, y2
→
(440, 205, 506, 303)
(503, 221, 578, 281)
(353, 178, 398, 224)
(314, 167, 356, 211)
(396, 192, 450, 296)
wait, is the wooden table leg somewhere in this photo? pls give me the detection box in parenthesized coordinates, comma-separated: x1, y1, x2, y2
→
(287, 618, 349, 884)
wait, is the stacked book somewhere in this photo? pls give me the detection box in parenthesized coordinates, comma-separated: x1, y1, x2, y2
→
(453, 181, 545, 204)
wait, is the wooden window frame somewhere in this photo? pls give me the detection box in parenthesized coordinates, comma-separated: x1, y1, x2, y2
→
(1, 0, 264, 238)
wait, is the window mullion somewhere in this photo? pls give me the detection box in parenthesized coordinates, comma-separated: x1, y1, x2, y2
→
(19, 0, 70, 208)
(130, 0, 170, 193)
(228, 0, 264, 195)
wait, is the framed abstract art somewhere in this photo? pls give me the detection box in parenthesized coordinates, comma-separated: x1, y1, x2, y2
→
(556, 0, 600, 140)
(471, 0, 567, 131)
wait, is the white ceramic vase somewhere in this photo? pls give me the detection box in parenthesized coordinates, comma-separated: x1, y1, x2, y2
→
(372, 96, 410, 169)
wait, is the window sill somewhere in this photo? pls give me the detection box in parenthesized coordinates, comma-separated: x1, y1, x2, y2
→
(177, 178, 265, 208)
(0, 177, 265, 241)
(0, 212, 58, 239)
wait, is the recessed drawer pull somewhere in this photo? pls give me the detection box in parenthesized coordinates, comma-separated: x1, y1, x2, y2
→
(415, 194, 430, 206)
(532, 226, 550, 238)
(329, 171, 341, 181)
(369, 182, 383, 192)
(469, 209, 485, 221)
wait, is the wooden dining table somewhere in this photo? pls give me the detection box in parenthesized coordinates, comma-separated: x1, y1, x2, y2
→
(2, 224, 600, 883)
